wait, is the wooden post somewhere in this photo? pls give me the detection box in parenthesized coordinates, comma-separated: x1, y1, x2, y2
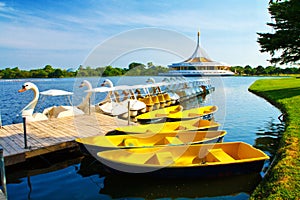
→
(22, 117, 28, 149)
(89, 97, 91, 115)
(128, 100, 130, 125)
(0, 145, 7, 199)
(0, 111, 2, 128)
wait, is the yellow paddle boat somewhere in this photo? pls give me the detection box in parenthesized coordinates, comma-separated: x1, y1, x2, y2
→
(112, 118, 220, 135)
(136, 105, 218, 123)
(76, 130, 226, 156)
(97, 142, 269, 178)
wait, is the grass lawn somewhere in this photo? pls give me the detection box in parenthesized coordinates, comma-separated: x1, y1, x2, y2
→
(248, 77, 300, 199)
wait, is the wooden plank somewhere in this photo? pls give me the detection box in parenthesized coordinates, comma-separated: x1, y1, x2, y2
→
(0, 125, 25, 147)
(45, 117, 83, 136)
(33, 120, 72, 136)
(73, 114, 106, 136)
(0, 112, 132, 166)
(25, 141, 78, 159)
(0, 136, 19, 155)
(4, 153, 26, 166)
(28, 120, 77, 143)
(26, 122, 67, 142)
(0, 127, 25, 155)
(8, 126, 44, 152)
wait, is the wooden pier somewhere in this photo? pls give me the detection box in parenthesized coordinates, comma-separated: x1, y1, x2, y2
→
(0, 113, 131, 166)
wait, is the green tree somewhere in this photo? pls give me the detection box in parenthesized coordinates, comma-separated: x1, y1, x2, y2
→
(95, 67, 105, 76)
(230, 66, 243, 75)
(274, 67, 282, 75)
(31, 69, 48, 78)
(43, 65, 54, 73)
(255, 65, 265, 75)
(147, 62, 154, 69)
(48, 69, 63, 78)
(2, 68, 15, 78)
(257, 0, 300, 65)
(244, 65, 253, 75)
(77, 69, 88, 77)
(128, 62, 145, 70)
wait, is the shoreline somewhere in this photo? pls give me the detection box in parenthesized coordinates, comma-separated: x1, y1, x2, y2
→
(248, 77, 300, 199)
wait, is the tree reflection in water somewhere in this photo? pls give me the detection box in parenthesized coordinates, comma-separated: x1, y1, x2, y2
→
(254, 117, 285, 170)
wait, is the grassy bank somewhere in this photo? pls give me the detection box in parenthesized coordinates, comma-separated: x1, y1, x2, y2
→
(248, 77, 300, 199)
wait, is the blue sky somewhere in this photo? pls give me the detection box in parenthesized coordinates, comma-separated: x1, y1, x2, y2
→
(0, 0, 273, 69)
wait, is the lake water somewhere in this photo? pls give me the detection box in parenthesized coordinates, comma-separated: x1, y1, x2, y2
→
(1, 76, 284, 200)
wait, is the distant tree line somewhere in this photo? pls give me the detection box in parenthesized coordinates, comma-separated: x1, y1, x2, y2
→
(0, 62, 169, 79)
(75, 62, 169, 77)
(1, 63, 299, 79)
(230, 65, 300, 76)
(0, 65, 77, 79)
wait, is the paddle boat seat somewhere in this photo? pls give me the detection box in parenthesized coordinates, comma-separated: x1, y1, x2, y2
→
(175, 126, 187, 130)
(124, 139, 140, 147)
(188, 113, 201, 117)
(207, 149, 235, 162)
(145, 152, 174, 165)
(165, 137, 184, 145)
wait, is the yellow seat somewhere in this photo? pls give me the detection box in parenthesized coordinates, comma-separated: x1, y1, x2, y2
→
(163, 93, 171, 101)
(145, 152, 174, 165)
(165, 137, 183, 145)
(124, 139, 140, 147)
(152, 96, 160, 104)
(208, 149, 235, 162)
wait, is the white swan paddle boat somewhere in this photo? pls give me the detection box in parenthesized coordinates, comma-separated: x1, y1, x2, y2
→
(87, 78, 215, 118)
(148, 77, 180, 106)
(77, 80, 93, 114)
(92, 79, 147, 117)
(18, 82, 48, 122)
(18, 82, 85, 122)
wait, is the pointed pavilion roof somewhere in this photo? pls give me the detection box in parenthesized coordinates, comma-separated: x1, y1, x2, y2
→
(184, 32, 213, 63)
(168, 32, 229, 67)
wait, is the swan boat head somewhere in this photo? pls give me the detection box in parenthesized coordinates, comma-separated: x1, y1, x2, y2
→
(101, 79, 114, 87)
(18, 82, 39, 94)
(78, 80, 93, 113)
(79, 80, 92, 89)
(18, 82, 48, 121)
(18, 82, 40, 116)
(146, 77, 155, 84)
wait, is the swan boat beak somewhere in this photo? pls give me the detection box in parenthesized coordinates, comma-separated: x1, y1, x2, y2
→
(79, 82, 84, 88)
(18, 86, 27, 93)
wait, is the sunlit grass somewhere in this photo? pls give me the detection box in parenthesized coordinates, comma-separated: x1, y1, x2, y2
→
(248, 77, 300, 199)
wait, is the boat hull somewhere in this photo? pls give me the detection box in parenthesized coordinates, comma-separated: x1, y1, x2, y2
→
(97, 142, 269, 178)
(114, 118, 220, 135)
(76, 130, 226, 157)
(100, 159, 266, 179)
(136, 105, 217, 124)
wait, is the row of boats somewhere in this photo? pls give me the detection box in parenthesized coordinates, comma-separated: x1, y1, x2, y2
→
(76, 99, 269, 178)
(92, 77, 213, 118)
(17, 77, 213, 122)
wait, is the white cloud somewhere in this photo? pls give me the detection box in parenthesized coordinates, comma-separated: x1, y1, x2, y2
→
(0, 2, 8, 11)
(0, 22, 95, 50)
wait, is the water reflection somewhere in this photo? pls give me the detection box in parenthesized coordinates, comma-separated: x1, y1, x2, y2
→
(6, 148, 83, 184)
(101, 174, 261, 199)
(254, 118, 285, 160)
(77, 156, 261, 199)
